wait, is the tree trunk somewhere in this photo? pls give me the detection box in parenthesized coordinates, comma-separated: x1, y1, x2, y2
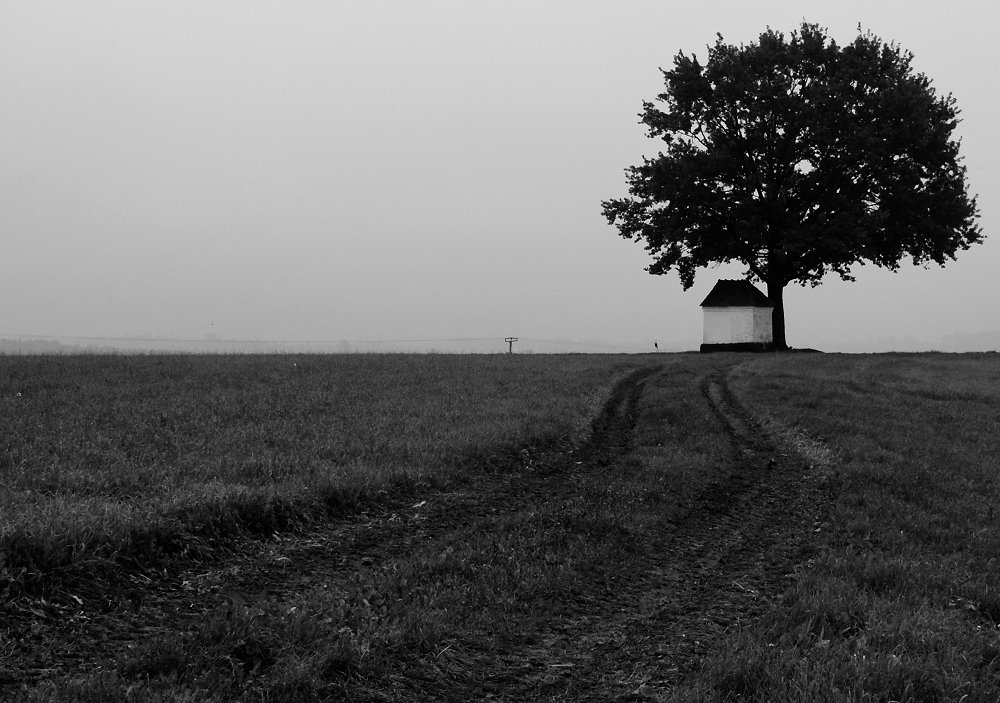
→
(767, 280, 788, 350)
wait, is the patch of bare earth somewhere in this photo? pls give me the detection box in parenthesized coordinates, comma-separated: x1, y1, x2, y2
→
(1, 362, 831, 700)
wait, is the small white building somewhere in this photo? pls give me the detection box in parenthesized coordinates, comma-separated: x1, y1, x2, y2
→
(700, 280, 774, 352)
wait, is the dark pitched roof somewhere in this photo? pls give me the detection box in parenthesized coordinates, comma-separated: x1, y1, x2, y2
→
(700, 280, 773, 308)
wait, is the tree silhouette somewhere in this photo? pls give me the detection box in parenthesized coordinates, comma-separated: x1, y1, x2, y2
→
(602, 23, 981, 349)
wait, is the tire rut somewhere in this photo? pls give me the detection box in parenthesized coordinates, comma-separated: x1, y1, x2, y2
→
(0, 366, 662, 694)
(470, 365, 831, 701)
(2, 362, 831, 700)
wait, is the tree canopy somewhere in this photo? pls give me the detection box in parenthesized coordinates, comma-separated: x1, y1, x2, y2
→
(602, 22, 981, 349)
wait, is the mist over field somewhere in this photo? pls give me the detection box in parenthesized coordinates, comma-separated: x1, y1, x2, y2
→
(2, 1, 999, 353)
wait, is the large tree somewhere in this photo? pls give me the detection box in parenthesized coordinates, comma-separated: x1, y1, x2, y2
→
(602, 23, 981, 349)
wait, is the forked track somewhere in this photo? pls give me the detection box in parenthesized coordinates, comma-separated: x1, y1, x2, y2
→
(2, 363, 832, 700)
(474, 366, 832, 701)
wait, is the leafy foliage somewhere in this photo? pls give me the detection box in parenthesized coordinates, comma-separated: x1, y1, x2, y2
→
(603, 23, 981, 347)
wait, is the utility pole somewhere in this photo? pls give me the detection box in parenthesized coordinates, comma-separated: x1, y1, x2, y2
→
(505, 337, 518, 354)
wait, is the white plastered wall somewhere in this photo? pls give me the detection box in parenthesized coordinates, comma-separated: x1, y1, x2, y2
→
(703, 307, 773, 344)
(752, 306, 773, 344)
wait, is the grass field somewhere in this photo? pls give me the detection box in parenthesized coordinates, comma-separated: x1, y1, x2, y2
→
(676, 353, 1000, 701)
(5, 352, 1000, 701)
(0, 353, 647, 596)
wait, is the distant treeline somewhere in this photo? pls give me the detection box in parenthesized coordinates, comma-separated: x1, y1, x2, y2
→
(0, 337, 678, 355)
(0, 338, 78, 354)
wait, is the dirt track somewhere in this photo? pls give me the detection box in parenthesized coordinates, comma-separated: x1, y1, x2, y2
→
(2, 361, 831, 700)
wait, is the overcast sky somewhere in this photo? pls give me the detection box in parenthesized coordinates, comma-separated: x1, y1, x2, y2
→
(2, 1, 997, 352)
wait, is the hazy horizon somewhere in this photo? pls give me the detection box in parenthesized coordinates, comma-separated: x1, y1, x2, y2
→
(5, 327, 1000, 355)
(3, 1, 998, 354)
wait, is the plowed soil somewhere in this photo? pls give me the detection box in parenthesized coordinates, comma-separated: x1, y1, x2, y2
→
(1, 361, 830, 700)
